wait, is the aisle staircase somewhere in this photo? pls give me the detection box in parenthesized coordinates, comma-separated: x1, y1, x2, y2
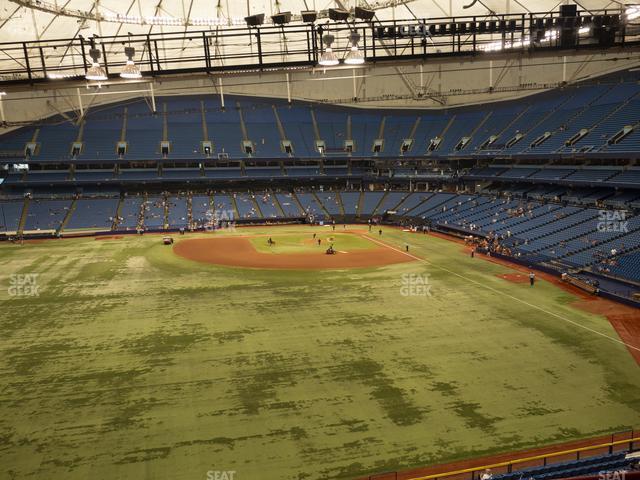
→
(57, 197, 78, 234)
(17, 196, 30, 235)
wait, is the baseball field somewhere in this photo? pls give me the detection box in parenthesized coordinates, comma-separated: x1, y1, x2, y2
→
(1, 225, 639, 480)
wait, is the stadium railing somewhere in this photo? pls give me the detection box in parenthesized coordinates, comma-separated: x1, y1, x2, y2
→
(366, 429, 638, 480)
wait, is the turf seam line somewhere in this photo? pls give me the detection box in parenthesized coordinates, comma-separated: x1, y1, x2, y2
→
(364, 234, 640, 354)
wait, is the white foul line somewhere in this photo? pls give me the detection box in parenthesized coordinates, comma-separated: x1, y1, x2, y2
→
(365, 234, 640, 354)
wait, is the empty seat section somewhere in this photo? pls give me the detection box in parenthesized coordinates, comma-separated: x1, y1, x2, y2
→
(120, 169, 158, 181)
(66, 198, 118, 230)
(36, 122, 79, 161)
(295, 193, 325, 216)
(0, 199, 25, 232)
(242, 101, 282, 157)
(143, 196, 165, 229)
(80, 110, 122, 160)
(314, 110, 348, 152)
(254, 192, 281, 218)
(23, 198, 71, 231)
(467, 106, 524, 152)
(437, 111, 485, 154)
(165, 98, 204, 158)
(285, 166, 321, 177)
(374, 191, 407, 214)
(383, 117, 417, 155)
(191, 195, 212, 228)
(205, 99, 243, 156)
(167, 196, 189, 228)
(275, 193, 303, 217)
(323, 166, 349, 177)
(412, 115, 449, 153)
(235, 193, 261, 219)
(340, 192, 360, 216)
(124, 101, 163, 159)
(162, 168, 201, 180)
(359, 192, 386, 216)
(275, 105, 315, 156)
(118, 197, 143, 229)
(26, 171, 69, 183)
(350, 112, 380, 155)
(204, 168, 243, 178)
(245, 167, 282, 178)
(564, 168, 620, 182)
(314, 192, 341, 215)
(394, 192, 432, 215)
(212, 194, 236, 219)
(74, 170, 115, 182)
(608, 168, 640, 184)
(411, 192, 458, 218)
(498, 167, 539, 179)
(0, 127, 36, 153)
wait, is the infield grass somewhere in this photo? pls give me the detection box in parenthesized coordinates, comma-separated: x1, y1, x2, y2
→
(249, 230, 375, 254)
(1, 225, 639, 480)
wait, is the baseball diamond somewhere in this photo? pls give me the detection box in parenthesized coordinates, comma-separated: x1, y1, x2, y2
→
(1, 2, 640, 479)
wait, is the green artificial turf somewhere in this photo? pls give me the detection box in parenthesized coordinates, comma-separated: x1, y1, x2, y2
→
(249, 231, 375, 254)
(0, 225, 638, 480)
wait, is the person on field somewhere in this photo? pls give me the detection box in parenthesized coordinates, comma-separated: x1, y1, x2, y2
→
(471, 248, 475, 258)
(313, 232, 316, 239)
(317, 238, 321, 246)
(529, 271, 535, 287)
(332, 224, 336, 231)
(379, 229, 382, 236)
(405, 244, 409, 252)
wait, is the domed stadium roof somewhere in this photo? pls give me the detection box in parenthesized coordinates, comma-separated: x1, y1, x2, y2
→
(0, 0, 629, 42)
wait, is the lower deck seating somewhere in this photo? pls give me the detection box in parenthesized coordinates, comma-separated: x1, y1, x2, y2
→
(3, 188, 640, 288)
(166, 196, 189, 228)
(143, 196, 165, 229)
(275, 193, 303, 217)
(0, 199, 25, 232)
(604, 250, 640, 282)
(191, 195, 212, 228)
(23, 199, 71, 231)
(118, 197, 143, 230)
(254, 192, 281, 218)
(493, 451, 632, 480)
(66, 198, 118, 230)
(235, 193, 261, 219)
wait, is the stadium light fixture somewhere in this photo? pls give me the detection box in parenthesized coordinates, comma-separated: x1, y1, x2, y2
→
(301, 10, 318, 23)
(318, 34, 339, 66)
(120, 47, 142, 79)
(271, 12, 292, 25)
(328, 8, 349, 22)
(344, 32, 365, 65)
(86, 47, 108, 81)
(627, 6, 640, 21)
(354, 7, 375, 22)
(245, 13, 265, 27)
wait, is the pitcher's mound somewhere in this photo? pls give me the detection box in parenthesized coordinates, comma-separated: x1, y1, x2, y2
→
(173, 236, 414, 270)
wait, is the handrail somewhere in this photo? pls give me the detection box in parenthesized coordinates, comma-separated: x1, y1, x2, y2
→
(408, 435, 639, 480)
